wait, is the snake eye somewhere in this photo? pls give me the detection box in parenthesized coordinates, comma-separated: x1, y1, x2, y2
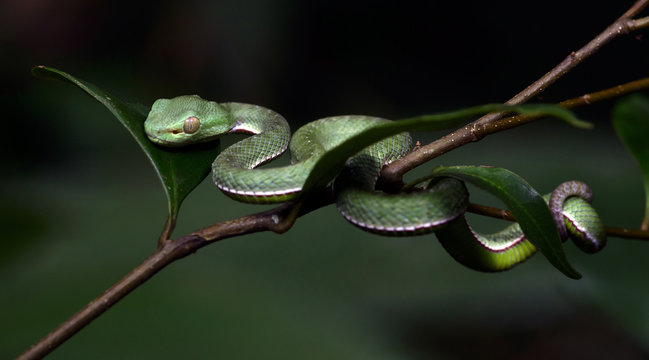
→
(183, 116, 201, 134)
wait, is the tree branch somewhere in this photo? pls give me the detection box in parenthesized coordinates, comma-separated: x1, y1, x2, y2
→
(380, 0, 649, 187)
(486, 76, 649, 132)
(16, 194, 332, 360)
(16, 235, 205, 360)
(16, 2, 649, 359)
(629, 15, 649, 31)
(378, 77, 649, 192)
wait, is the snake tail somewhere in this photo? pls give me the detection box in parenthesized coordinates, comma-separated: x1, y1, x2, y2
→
(144, 96, 607, 273)
(435, 181, 606, 272)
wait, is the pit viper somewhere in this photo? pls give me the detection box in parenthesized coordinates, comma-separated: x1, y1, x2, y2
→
(144, 95, 606, 271)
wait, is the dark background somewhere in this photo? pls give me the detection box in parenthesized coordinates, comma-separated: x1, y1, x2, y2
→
(2, 1, 649, 358)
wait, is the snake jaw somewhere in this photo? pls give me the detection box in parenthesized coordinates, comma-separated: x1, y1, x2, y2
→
(143, 120, 187, 147)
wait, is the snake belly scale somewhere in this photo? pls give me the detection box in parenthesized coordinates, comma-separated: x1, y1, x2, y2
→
(144, 95, 606, 272)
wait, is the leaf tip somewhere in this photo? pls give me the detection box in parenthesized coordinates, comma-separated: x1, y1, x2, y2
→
(31, 65, 59, 81)
(570, 118, 594, 130)
(564, 268, 582, 280)
(31, 65, 45, 77)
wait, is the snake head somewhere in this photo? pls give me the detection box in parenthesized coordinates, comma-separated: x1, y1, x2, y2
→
(144, 95, 234, 147)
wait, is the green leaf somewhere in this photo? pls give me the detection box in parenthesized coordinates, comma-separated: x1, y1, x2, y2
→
(32, 66, 220, 240)
(612, 95, 649, 230)
(514, 103, 592, 129)
(302, 103, 582, 193)
(431, 165, 581, 279)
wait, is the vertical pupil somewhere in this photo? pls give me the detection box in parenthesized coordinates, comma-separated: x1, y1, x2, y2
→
(183, 116, 200, 134)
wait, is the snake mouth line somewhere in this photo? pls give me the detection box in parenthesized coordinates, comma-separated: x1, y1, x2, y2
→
(144, 131, 166, 143)
(145, 132, 182, 147)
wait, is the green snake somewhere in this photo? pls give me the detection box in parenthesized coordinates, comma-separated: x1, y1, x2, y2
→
(144, 95, 606, 271)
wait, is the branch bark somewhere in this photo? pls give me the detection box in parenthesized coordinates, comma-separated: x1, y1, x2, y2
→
(16, 195, 332, 360)
(380, 0, 649, 188)
(16, 236, 206, 360)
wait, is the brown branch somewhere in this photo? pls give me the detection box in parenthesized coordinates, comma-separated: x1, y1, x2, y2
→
(488, 76, 649, 132)
(605, 226, 649, 240)
(472, 0, 649, 125)
(16, 195, 332, 360)
(467, 202, 517, 221)
(16, 235, 206, 360)
(629, 15, 649, 31)
(17, 2, 649, 359)
(378, 76, 649, 192)
(381, 0, 649, 188)
(625, 0, 649, 19)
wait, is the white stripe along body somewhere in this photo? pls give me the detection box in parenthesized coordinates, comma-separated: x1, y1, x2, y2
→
(144, 96, 607, 272)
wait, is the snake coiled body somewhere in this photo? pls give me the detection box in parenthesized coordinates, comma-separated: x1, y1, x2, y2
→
(144, 95, 606, 272)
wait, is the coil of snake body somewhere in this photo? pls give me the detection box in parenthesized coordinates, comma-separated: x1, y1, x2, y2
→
(144, 95, 606, 272)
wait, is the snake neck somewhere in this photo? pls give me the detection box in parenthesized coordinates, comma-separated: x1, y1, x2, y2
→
(222, 102, 289, 136)
(217, 102, 291, 168)
(212, 103, 298, 203)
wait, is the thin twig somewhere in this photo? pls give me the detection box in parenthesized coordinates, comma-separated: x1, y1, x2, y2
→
(474, 0, 649, 125)
(378, 77, 649, 192)
(467, 202, 516, 221)
(381, 0, 649, 187)
(487, 76, 649, 132)
(605, 226, 649, 239)
(629, 15, 649, 30)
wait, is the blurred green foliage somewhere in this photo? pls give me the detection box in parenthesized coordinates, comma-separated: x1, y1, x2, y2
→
(613, 95, 649, 230)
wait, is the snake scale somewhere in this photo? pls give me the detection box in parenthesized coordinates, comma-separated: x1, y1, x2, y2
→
(144, 95, 606, 272)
